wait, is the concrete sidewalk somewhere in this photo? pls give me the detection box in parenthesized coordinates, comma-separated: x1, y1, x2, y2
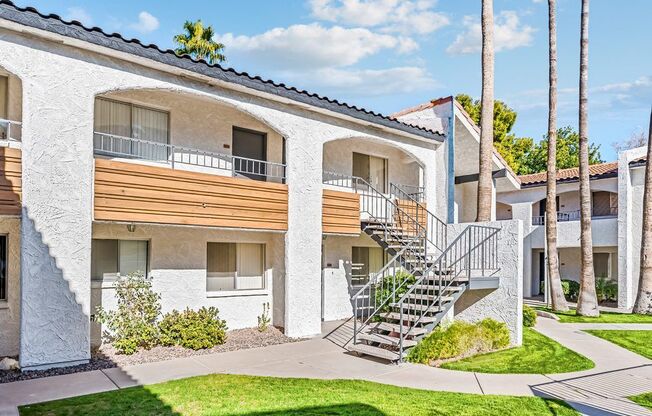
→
(1, 319, 651, 416)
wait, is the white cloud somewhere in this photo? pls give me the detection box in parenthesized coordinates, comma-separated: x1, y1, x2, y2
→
(446, 11, 535, 55)
(294, 66, 437, 96)
(217, 23, 418, 70)
(64, 7, 93, 26)
(309, 0, 449, 35)
(129, 11, 160, 34)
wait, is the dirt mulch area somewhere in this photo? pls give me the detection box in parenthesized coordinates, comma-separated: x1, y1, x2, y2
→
(0, 327, 300, 384)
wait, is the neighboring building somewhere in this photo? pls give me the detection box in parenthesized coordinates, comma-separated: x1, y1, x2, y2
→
(0, 3, 521, 370)
(395, 96, 647, 311)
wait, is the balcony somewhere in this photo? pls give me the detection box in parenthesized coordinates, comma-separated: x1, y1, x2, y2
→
(0, 119, 21, 143)
(93, 133, 289, 231)
(531, 207, 618, 226)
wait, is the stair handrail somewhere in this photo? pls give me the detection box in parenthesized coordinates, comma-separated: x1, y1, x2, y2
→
(395, 224, 501, 361)
(390, 183, 448, 255)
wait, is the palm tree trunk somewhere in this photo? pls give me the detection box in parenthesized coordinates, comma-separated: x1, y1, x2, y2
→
(477, 0, 494, 222)
(546, 0, 568, 312)
(576, 0, 599, 317)
(633, 110, 652, 315)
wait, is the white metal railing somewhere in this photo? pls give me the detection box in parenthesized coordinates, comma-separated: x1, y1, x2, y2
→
(93, 132, 286, 181)
(532, 207, 618, 225)
(0, 119, 21, 142)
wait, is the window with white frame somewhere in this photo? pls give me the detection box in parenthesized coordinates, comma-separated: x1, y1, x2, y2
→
(206, 242, 265, 291)
(91, 239, 149, 281)
(93, 97, 169, 160)
(352, 152, 388, 193)
(351, 246, 385, 286)
(0, 235, 6, 301)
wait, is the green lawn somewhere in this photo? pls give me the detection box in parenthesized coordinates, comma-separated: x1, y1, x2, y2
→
(630, 392, 652, 410)
(442, 328, 594, 374)
(537, 308, 652, 324)
(18, 374, 579, 416)
(585, 330, 652, 359)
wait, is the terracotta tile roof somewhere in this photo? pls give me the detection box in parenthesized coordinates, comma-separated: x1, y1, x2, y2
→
(0, 1, 444, 142)
(518, 161, 619, 187)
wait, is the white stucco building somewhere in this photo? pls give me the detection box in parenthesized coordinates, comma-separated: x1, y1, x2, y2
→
(394, 96, 647, 311)
(0, 3, 522, 369)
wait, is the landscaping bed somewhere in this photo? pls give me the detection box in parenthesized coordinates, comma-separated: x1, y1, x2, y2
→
(18, 374, 579, 416)
(441, 328, 595, 374)
(0, 327, 298, 384)
(585, 330, 652, 359)
(536, 308, 652, 323)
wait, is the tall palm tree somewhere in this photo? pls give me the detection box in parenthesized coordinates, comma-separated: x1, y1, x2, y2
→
(477, 0, 494, 222)
(546, 0, 568, 312)
(576, 0, 599, 317)
(634, 110, 652, 315)
(174, 20, 226, 64)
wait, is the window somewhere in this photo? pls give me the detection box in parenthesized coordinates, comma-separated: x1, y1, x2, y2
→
(206, 242, 265, 291)
(0, 235, 6, 301)
(91, 239, 149, 281)
(94, 98, 169, 160)
(594, 253, 611, 279)
(353, 152, 388, 193)
(592, 191, 618, 217)
(351, 246, 385, 286)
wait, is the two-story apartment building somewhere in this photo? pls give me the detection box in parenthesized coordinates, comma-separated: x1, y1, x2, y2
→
(0, 2, 523, 370)
(395, 96, 647, 311)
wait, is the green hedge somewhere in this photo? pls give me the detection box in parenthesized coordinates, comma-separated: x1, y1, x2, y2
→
(159, 307, 228, 350)
(407, 319, 510, 364)
(523, 305, 537, 327)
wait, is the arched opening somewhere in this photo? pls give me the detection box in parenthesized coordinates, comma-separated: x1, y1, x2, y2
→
(93, 88, 286, 183)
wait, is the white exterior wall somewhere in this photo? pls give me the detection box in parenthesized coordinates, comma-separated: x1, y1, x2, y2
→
(90, 223, 284, 346)
(0, 217, 20, 357)
(1, 26, 444, 367)
(451, 220, 523, 346)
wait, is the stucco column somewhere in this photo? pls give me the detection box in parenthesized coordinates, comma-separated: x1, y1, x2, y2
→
(283, 134, 323, 338)
(19, 82, 94, 370)
(512, 202, 533, 297)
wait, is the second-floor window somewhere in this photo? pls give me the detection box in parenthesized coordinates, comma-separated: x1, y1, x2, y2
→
(94, 98, 169, 159)
(592, 191, 618, 217)
(353, 152, 388, 193)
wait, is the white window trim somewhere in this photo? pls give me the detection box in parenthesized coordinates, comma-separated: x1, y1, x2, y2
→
(206, 242, 267, 296)
(91, 239, 150, 282)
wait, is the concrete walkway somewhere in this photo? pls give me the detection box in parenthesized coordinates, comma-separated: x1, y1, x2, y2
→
(1, 318, 651, 416)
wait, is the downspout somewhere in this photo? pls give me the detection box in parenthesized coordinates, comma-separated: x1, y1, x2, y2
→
(447, 100, 456, 224)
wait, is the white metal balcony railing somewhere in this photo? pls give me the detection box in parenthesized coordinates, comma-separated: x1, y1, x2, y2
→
(0, 119, 22, 142)
(93, 132, 286, 181)
(532, 207, 618, 225)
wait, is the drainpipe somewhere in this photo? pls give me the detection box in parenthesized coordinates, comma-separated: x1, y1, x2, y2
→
(447, 99, 456, 224)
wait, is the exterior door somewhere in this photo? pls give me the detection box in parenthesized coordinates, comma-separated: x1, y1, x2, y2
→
(232, 127, 267, 181)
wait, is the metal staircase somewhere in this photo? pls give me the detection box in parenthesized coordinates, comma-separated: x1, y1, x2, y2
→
(323, 171, 500, 362)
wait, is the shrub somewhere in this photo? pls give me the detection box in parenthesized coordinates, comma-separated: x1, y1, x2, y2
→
(374, 270, 416, 314)
(523, 305, 537, 327)
(159, 307, 227, 350)
(407, 319, 510, 364)
(563, 279, 580, 300)
(257, 302, 271, 332)
(596, 277, 618, 303)
(95, 272, 161, 355)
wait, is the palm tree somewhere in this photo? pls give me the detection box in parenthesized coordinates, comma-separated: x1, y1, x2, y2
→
(576, 0, 599, 317)
(477, 0, 494, 222)
(546, 0, 568, 312)
(174, 20, 226, 64)
(633, 109, 652, 315)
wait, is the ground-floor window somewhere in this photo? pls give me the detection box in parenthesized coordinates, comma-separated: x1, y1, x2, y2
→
(351, 246, 385, 286)
(594, 252, 611, 279)
(206, 242, 265, 291)
(0, 235, 6, 301)
(91, 239, 149, 281)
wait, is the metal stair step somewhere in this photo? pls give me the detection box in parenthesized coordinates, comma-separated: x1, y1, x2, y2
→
(379, 312, 439, 323)
(348, 343, 400, 361)
(358, 331, 417, 348)
(369, 321, 427, 336)
(391, 302, 442, 313)
(405, 294, 454, 302)
(413, 284, 465, 292)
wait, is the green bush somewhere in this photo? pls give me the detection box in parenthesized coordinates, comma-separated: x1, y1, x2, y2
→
(523, 305, 537, 327)
(374, 270, 416, 314)
(95, 272, 161, 355)
(159, 307, 227, 350)
(539, 279, 579, 301)
(596, 277, 618, 303)
(407, 319, 510, 364)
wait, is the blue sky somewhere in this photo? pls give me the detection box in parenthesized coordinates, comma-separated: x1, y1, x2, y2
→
(15, 0, 651, 161)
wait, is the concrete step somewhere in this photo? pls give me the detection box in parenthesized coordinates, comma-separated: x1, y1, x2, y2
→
(348, 343, 400, 361)
(358, 331, 417, 348)
(369, 321, 427, 336)
(379, 312, 439, 323)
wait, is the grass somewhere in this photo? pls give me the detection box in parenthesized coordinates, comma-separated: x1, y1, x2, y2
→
(537, 308, 652, 323)
(630, 392, 652, 410)
(585, 330, 652, 359)
(441, 328, 594, 374)
(18, 374, 579, 416)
